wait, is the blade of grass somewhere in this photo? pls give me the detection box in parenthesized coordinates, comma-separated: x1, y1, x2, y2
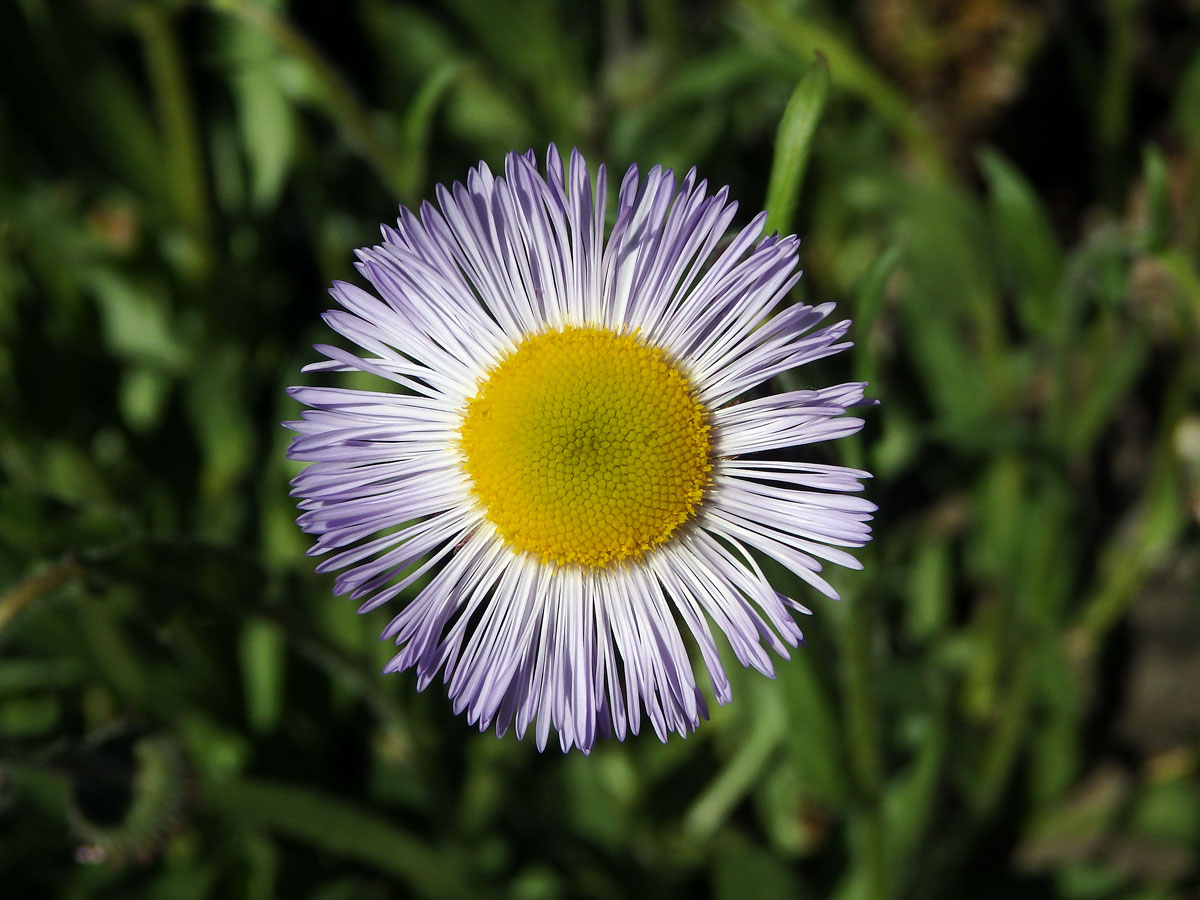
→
(764, 54, 830, 235)
(401, 59, 469, 197)
(134, 5, 211, 268)
(978, 147, 1063, 336)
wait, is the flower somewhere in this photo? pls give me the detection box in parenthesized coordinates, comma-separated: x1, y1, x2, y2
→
(287, 145, 875, 753)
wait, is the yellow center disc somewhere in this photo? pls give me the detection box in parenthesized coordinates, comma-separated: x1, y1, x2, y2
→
(458, 326, 712, 568)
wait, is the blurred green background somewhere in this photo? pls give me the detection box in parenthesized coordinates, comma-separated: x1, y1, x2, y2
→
(2, 0, 1199, 897)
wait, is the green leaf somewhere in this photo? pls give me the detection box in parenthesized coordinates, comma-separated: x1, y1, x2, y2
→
(117, 366, 171, 433)
(86, 268, 189, 372)
(207, 777, 476, 898)
(239, 617, 286, 734)
(764, 55, 830, 235)
(78, 592, 148, 706)
(401, 59, 468, 197)
(241, 833, 279, 900)
(895, 183, 1007, 428)
(185, 344, 255, 505)
(77, 62, 164, 200)
(978, 147, 1063, 336)
(1057, 863, 1127, 899)
(0, 658, 81, 694)
(738, 0, 946, 175)
(713, 839, 800, 900)
(1140, 144, 1170, 253)
(232, 49, 297, 211)
(444, 73, 533, 150)
(853, 240, 900, 340)
(1028, 637, 1083, 803)
(778, 651, 847, 807)
(904, 536, 951, 644)
(611, 48, 786, 157)
(881, 711, 946, 884)
(0, 694, 58, 735)
(1062, 331, 1147, 457)
(1172, 45, 1200, 149)
(1130, 779, 1200, 845)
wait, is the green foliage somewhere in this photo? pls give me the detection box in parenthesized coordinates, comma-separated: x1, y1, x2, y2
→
(2, 1, 1199, 898)
(765, 54, 830, 235)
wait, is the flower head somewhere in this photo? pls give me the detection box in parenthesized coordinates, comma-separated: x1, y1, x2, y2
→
(287, 145, 875, 752)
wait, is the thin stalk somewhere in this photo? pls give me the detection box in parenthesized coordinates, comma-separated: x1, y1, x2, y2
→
(1074, 374, 1190, 656)
(683, 677, 786, 839)
(844, 591, 886, 899)
(134, 5, 212, 261)
(970, 641, 1036, 816)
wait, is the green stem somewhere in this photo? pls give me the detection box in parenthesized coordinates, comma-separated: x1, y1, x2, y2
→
(683, 678, 786, 840)
(844, 591, 886, 899)
(134, 5, 212, 260)
(970, 642, 1035, 816)
(1074, 374, 1189, 655)
(207, 776, 477, 897)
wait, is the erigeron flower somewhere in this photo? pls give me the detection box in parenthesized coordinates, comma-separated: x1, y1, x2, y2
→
(287, 145, 874, 752)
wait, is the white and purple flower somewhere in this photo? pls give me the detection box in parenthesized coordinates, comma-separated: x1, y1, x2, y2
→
(287, 145, 874, 752)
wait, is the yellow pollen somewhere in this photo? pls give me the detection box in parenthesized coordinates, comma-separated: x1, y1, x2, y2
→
(458, 326, 712, 568)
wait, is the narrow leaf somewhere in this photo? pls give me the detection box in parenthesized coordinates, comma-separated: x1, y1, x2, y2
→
(764, 54, 830, 235)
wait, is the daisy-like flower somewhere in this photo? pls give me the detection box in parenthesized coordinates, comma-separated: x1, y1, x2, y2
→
(287, 145, 874, 753)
